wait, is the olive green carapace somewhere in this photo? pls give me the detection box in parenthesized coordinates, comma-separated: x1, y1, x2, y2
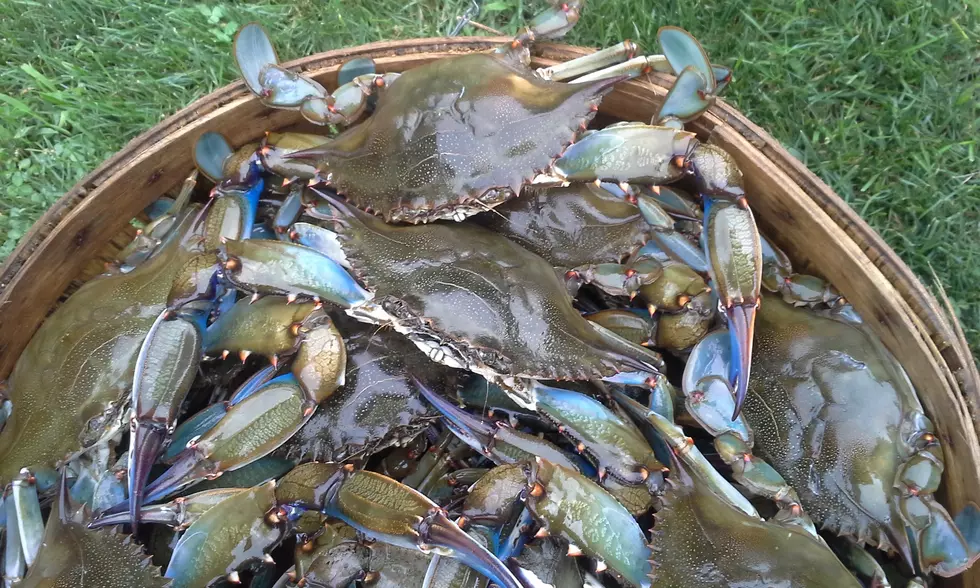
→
(480, 183, 651, 268)
(742, 296, 930, 554)
(335, 205, 663, 381)
(165, 482, 283, 588)
(21, 513, 168, 588)
(309, 53, 614, 222)
(649, 454, 860, 587)
(334, 470, 434, 536)
(0, 214, 195, 483)
(278, 323, 439, 463)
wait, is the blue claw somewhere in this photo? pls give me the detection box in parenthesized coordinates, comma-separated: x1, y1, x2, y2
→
(217, 239, 372, 309)
(657, 65, 713, 125)
(414, 376, 580, 471)
(234, 23, 279, 97)
(194, 131, 234, 183)
(658, 26, 715, 94)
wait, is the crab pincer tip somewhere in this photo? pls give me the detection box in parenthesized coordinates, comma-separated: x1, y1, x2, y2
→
(725, 302, 757, 420)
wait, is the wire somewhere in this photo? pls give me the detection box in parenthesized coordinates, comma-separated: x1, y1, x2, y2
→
(448, 0, 482, 37)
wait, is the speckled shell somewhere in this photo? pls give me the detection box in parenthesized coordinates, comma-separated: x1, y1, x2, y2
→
(278, 317, 444, 462)
(333, 206, 663, 381)
(22, 509, 167, 588)
(306, 53, 616, 223)
(742, 296, 928, 552)
(649, 454, 860, 587)
(478, 183, 651, 268)
(0, 213, 197, 484)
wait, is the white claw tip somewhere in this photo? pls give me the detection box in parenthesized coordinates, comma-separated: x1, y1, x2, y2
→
(228, 571, 241, 583)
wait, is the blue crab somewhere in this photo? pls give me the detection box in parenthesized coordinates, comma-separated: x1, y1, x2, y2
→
(122, 463, 525, 588)
(16, 472, 167, 588)
(0, 175, 259, 581)
(683, 295, 980, 577)
(216, 192, 667, 408)
(229, 0, 762, 417)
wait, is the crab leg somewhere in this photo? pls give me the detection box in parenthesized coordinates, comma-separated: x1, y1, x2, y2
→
(414, 376, 579, 471)
(217, 239, 373, 310)
(165, 482, 284, 588)
(127, 308, 205, 531)
(3, 491, 26, 585)
(564, 257, 663, 299)
(234, 24, 397, 126)
(10, 471, 43, 570)
(142, 312, 345, 501)
(551, 122, 696, 184)
(760, 234, 844, 308)
(529, 383, 666, 490)
(611, 389, 758, 517)
(682, 332, 809, 510)
(277, 463, 524, 588)
(133, 374, 312, 504)
(536, 41, 640, 81)
(633, 190, 710, 272)
(90, 488, 243, 530)
(464, 460, 652, 587)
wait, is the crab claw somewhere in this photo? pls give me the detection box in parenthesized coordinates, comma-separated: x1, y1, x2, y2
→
(279, 464, 523, 588)
(234, 23, 327, 108)
(702, 196, 761, 419)
(128, 309, 205, 531)
(527, 0, 583, 39)
(725, 301, 757, 419)
(658, 26, 715, 95)
(217, 238, 372, 310)
(656, 65, 713, 126)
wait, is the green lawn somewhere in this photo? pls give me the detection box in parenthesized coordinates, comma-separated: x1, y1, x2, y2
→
(1, 0, 977, 354)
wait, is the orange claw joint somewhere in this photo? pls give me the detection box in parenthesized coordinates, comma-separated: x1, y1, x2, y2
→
(702, 195, 762, 419)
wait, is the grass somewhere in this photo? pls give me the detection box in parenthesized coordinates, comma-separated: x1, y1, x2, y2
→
(0, 0, 977, 355)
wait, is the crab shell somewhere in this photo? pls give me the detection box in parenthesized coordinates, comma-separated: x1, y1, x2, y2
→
(22, 497, 168, 588)
(327, 199, 663, 388)
(291, 53, 620, 224)
(478, 183, 653, 268)
(0, 211, 200, 485)
(277, 317, 446, 463)
(741, 296, 940, 560)
(649, 451, 860, 587)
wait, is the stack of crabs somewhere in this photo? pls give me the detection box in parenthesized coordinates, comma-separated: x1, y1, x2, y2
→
(2, 2, 978, 587)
